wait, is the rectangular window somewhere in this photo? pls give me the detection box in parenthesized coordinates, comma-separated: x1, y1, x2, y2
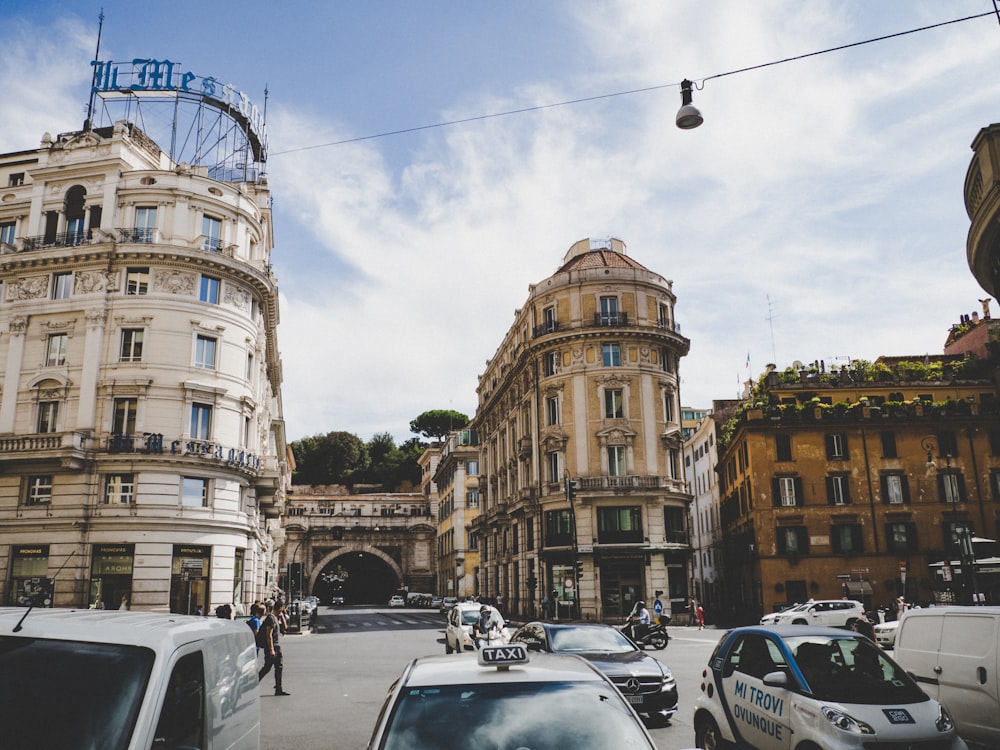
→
(134, 206, 156, 242)
(8, 172, 24, 187)
(112, 398, 138, 435)
(202, 215, 222, 252)
(777, 526, 809, 555)
(105, 473, 135, 504)
(246, 351, 254, 381)
(125, 267, 149, 295)
(938, 472, 966, 504)
(937, 430, 959, 458)
(195, 335, 217, 369)
(466, 460, 479, 476)
(886, 522, 917, 553)
(664, 392, 674, 422)
(660, 347, 672, 372)
(0, 220, 14, 245)
(181, 477, 209, 507)
(546, 396, 559, 426)
(200, 275, 220, 304)
(826, 475, 851, 506)
(190, 403, 212, 440)
(543, 306, 557, 333)
(883, 473, 908, 504)
(825, 433, 847, 459)
(777, 477, 798, 507)
(545, 509, 574, 545)
(775, 434, 792, 462)
(119, 329, 144, 362)
(602, 343, 621, 367)
(37, 401, 59, 433)
(831, 524, 863, 554)
(664, 506, 686, 544)
(604, 388, 623, 419)
(45, 333, 67, 366)
(599, 296, 619, 325)
(547, 452, 560, 483)
(608, 445, 626, 476)
(543, 351, 559, 376)
(991, 469, 1000, 501)
(25, 476, 53, 505)
(881, 431, 897, 458)
(597, 506, 642, 544)
(52, 272, 72, 300)
(466, 490, 480, 508)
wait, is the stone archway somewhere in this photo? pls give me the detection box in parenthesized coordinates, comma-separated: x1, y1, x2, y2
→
(310, 544, 404, 605)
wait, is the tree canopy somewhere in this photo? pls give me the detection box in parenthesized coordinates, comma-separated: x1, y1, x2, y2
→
(290, 430, 425, 491)
(409, 409, 470, 442)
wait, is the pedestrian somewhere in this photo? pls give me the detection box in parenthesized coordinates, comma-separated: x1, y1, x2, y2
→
(247, 602, 263, 652)
(257, 600, 290, 696)
(215, 603, 233, 619)
(696, 602, 705, 630)
(119, 595, 129, 611)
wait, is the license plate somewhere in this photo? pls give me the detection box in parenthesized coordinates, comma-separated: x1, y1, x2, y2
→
(626, 695, 644, 705)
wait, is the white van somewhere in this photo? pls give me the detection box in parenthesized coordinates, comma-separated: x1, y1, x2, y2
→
(0, 607, 260, 749)
(894, 606, 1000, 749)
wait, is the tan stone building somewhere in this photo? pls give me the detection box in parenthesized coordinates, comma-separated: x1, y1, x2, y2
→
(716, 339, 1000, 624)
(471, 238, 692, 621)
(433, 429, 482, 599)
(0, 122, 287, 612)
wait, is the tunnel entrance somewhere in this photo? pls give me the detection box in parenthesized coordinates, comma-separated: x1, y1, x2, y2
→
(314, 551, 399, 605)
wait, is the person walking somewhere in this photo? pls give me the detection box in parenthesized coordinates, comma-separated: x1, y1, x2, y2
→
(257, 600, 290, 696)
(696, 601, 705, 630)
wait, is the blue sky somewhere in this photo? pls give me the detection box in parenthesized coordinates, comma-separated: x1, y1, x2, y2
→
(2, 2, 997, 444)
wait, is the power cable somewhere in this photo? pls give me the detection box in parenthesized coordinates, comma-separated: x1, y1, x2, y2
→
(270, 10, 996, 157)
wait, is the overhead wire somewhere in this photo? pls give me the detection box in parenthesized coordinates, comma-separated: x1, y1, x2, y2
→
(270, 10, 996, 158)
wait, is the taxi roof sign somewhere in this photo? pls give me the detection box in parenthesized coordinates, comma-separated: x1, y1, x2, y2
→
(477, 642, 529, 669)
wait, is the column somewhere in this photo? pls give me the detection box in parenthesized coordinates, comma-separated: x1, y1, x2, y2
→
(0, 317, 27, 432)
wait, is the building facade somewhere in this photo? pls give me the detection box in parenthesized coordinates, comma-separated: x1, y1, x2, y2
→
(433, 429, 482, 600)
(0, 122, 288, 613)
(716, 342, 1000, 624)
(471, 237, 692, 622)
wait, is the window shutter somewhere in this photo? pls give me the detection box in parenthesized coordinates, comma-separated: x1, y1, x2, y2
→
(900, 476, 910, 503)
(825, 434, 835, 459)
(826, 477, 835, 505)
(794, 477, 804, 506)
(772, 478, 781, 507)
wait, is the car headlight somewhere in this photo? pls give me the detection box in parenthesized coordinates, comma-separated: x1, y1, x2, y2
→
(820, 706, 875, 734)
(936, 705, 955, 733)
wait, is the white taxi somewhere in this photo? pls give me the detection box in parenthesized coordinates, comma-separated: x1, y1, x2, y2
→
(366, 642, 657, 750)
(444, 602, 508, 652)
(693, 625, 967, 750)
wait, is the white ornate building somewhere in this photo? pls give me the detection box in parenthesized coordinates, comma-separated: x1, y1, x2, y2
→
(0, 121, 288, 613)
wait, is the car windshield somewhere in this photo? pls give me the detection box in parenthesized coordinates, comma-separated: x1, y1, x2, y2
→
(461, 608, 501, 627)
(549, 626, 636, 653)
(0, 635, 155, 750)
(380, 681, 653, 750)
(786, 635, 928, 705)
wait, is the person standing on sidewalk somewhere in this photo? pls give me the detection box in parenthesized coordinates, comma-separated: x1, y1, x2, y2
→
(257, 600, 290, 696)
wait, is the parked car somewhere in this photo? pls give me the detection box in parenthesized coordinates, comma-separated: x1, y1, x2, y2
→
(430, 596, 443, 609)
(444, 602, 508, 652)
(768, 598, 866, 628)
(693, 625, 966, 750)
(509, 621, 677, 725)
(330, 594, 345, 606)
(893, 606, 1000, 749)
(366, 643, 657, 750)
(0, 608, 260, 749)
(873, 618, 899, 649)
(388, 595, 406, 608)
(760, 602, 808, 625)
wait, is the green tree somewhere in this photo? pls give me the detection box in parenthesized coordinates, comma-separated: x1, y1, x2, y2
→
(409, 409, 470, 442)
(290, 431, 369, 485)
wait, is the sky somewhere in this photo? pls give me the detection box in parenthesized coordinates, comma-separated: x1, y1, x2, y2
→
(2, 1, 998, 444)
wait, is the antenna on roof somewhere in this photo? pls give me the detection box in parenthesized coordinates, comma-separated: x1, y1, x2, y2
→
(84, 9, 105, 131)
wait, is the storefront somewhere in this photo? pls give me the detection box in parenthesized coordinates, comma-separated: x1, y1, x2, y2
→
(599, 555, 645, 620)
(169, 544, 211, 615)
(89, 544, 134, 610)
(10, 545, 53, 607)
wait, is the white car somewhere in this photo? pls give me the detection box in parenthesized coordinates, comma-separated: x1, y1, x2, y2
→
(444, 602, 509, 652)
(367, 643, 657, 750)
(760, 602, 808, 625)
(873, 619, 899, 649)
(388, 595, 406, 608)
(769, 598, 866, 628)
(693, 625, 967, 750)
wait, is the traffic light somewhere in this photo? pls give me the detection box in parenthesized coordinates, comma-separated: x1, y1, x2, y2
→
(565, 479, 578, 502)
(575, 560, 584, 580)
(526, 575, 538, 590)
(288, 562, 303, 594)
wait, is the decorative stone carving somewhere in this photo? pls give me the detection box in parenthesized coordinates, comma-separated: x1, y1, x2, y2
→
(154, 270, 196, 295)
(9, 316, 27, 334)
(224, 283, 251, 311)
(8, 276, 49, 300)
(75, 270, 116, 294)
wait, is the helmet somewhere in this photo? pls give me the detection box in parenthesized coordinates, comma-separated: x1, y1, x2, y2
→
(480, 605, 490, 614)
(637, 601, 646, 608)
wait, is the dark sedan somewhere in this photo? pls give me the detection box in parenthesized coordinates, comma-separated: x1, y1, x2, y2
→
(509, 621, 677, 725)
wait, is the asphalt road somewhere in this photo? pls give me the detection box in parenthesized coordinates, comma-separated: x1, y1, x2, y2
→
(259, 605, 722, 750)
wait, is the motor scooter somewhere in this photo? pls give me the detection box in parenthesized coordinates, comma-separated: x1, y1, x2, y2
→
(620, 616, 669, 650)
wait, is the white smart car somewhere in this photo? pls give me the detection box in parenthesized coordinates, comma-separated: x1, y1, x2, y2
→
(693, 625, 966, 750)
(444, 602, 508, 652)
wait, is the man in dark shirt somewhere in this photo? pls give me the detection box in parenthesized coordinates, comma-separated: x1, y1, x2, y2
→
(257, 600, 290, 696)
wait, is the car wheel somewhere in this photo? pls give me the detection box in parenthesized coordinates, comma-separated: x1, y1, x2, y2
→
(792, 618, 808, 625)
(695, 714, 725, 750)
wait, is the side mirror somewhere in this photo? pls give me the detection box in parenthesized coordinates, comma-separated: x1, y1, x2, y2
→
(762, 670, 790, 688)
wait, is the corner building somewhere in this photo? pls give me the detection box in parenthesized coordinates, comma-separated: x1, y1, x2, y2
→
(0, 122, 287, 612)
(472, 238, 692, 621)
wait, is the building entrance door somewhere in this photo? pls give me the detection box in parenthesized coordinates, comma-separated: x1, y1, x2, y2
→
(600, 560, 643, 619)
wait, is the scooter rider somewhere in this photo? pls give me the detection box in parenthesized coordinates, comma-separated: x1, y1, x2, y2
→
(625, 600, 651, 642)
(472, 605, 497, 649)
